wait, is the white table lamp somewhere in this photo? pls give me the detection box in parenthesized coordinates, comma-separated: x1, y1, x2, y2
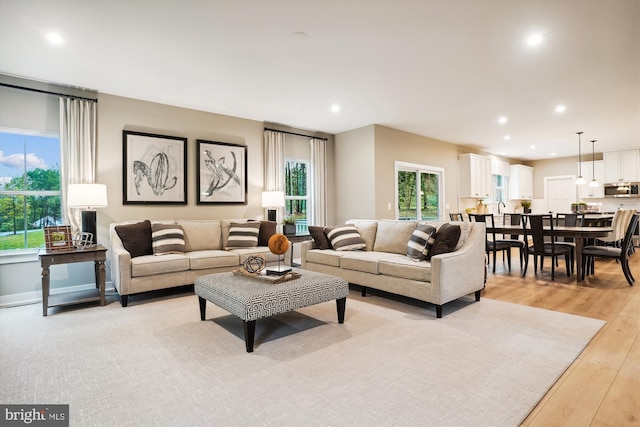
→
(67, 183, 108, 244)
(261, 191, 285, 222)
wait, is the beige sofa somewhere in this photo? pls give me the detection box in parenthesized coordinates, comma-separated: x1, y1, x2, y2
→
(109, 219, 286, 307)
(301, 219, 486, 318)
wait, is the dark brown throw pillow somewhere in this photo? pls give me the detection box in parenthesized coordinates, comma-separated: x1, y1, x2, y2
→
(258, 221, 277, 246)
(308, 225, 332, 250)
(115, 220, 153, 258)
(427, 223, 461, 260)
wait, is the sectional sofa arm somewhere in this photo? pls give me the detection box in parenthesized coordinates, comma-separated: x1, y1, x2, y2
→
(429, 222, 486, 304)
(300, 240, 318, 269)
(109, 228, 133, 296)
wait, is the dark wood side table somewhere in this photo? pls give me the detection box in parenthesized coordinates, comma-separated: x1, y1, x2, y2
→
(38, 244, 107, 316)
(285, 234, 312, 267)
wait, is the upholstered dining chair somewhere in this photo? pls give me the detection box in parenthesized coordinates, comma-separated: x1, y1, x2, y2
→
(468, 213, 511, 273)
(449, 213, 464, 221)
(595, 209, 636, 248)
(582, 212, 638, 286)
(522, 214, 573, 280)
(552, 213, 584, 274)
(501, 213, 526, 270)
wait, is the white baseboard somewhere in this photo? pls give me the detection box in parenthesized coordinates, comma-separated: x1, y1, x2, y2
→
(0, 281, 115, 308)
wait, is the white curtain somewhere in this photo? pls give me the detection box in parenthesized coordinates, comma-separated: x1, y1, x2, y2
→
(263, 130, 286, 221)
(309, 138, 327, 226)
(59, 97, 97, 232)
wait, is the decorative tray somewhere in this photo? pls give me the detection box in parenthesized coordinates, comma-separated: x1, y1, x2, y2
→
(232, 269, 301, 284)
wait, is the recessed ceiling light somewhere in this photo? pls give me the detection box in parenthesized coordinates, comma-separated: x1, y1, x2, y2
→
(46, 32, 64, 44)
(498, 116, 508, 124)
(330, 104, 340, 113)
(555, 104, 566, 113)
(527, 33, 543, 46)
(530, 145, 536, 149)
(551, 152, 556, 156)
(504, 135, 511, 140)
(291, 31, 308, 39)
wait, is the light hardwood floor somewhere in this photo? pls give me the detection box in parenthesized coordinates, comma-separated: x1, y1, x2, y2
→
(482, 249, 640, 427)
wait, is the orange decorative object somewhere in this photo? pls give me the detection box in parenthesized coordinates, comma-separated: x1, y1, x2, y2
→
(268, 233, 290, 255)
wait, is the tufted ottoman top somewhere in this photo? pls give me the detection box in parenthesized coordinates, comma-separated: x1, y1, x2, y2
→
(195, 269, 349, 322)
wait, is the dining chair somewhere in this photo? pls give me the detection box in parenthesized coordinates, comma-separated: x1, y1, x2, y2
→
(449, 213, 464, 221)
(522, 214, 572, 280)
(468, 213, 511, 273)
(502, 213, 525, 270)
(581, 213, 638, 286)
(553, 213, 583, 274)
(595, 209, 636, 248)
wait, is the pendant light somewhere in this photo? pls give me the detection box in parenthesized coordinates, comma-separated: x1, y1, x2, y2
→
(589, 140, 599, 187)
(575, 132, 585, 185)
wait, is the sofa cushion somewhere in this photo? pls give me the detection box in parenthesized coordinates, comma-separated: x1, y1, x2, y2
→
(346, 220, 378, 251)
(231, 247, 282, 264)
(151, 223, 186, 255)
(373, 220, 417, 254)
(115, 220, 153, 258)
(309, 226, 332, 250)
(187, 250, 240, 270)
(221, 219, 249, 248)
(305, 249, 345, 267)
(225, 222, 261, 249)
(378, 255, 432, 282)
(427, 223, 461, 259)
(131, 253, 190, 277)
(407, 223, 437, 261)
(326, 224, 366, 251)
(178, 220, 222, 251)
(340, 251, 393, 274)
(424, 221, 472, 252)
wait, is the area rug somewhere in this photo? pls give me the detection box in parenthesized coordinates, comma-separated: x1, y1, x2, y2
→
(0, 291, 605, 426)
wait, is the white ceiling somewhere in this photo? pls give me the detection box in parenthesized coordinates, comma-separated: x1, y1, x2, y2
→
(1, 0, 638, 161)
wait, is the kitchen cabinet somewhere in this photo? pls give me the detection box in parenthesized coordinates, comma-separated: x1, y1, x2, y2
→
(603, 149, 640, 183)
(578, 160, 604, 199)
(508, 164, 533, 200)
(459, 153, 491, 199)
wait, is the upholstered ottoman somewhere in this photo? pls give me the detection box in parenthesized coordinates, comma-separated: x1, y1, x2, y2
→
(195, 269, 349, 352)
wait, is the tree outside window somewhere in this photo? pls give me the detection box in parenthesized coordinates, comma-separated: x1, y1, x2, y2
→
(0, 131, 61, 251)
(284, 160, 308, 233)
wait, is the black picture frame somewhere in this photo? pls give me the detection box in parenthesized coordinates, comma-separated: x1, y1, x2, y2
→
(196, 139, 247, 204)
(123, 130, 187, 205)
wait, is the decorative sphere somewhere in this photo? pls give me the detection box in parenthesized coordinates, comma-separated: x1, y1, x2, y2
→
(268, 233, 290, 255)
(243, 255, 266, 274)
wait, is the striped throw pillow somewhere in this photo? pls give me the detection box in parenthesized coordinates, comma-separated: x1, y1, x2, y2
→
(325, 225, 366, 251)
(225, 222, 261, 249)
(407, 224, 437, 261)
(151, 223, 186, 255)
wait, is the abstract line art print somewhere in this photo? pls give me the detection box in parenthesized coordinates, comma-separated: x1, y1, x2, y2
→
(123, 130, 187, 204)
(196, 140, 247, 204)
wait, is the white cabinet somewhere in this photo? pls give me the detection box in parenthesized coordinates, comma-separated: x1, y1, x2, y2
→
(508, 164, 533, 200)
(578, 160, 604, 199)
(459, 153, 491, 199)
(603, 149, 640, 183)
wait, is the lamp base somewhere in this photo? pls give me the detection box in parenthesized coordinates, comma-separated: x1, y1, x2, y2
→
(266, 265, 292, 276)
(81, 210, 97, 244)
(267, 209, 276, 222)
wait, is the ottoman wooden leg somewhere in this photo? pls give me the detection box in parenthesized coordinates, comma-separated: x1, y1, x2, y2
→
(243, 320, 256, 353)
(336, 297, 346, 324)
(198, 297, 207, 320)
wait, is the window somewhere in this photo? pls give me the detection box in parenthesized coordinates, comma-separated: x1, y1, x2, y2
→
(396, 162, 444, 221)
(284, 160, 308, 234)
(0, 130, 61, 251)
(492, 174, 508, 204)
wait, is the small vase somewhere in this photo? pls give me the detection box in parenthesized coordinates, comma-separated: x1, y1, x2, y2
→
(283, 224, 296, 235)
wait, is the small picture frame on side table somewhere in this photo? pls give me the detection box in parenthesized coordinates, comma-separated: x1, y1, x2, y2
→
(44, 226, 73, 251)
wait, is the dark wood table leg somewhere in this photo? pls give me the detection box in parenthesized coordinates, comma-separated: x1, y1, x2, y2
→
(96, 260, 106, 305)
(198, 297, 207, 320)
(41, 263, 50, 317)
(336, 297, 346, 323)
(575, 238, 585, 283)
(243, 320, 256, 353)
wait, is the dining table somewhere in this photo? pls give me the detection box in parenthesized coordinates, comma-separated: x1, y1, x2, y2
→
(486, 224, 613, 282)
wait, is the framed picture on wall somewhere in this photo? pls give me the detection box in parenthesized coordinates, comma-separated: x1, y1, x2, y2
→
(123, 130, 188, 205)
(44, 225, 73, 251)
(196, 139, 247, 204)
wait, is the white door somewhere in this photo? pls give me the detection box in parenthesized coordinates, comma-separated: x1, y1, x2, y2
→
(544, 175, 577, 213)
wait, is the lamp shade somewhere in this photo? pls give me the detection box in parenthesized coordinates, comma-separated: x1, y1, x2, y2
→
(67, 183, 108, 209)
(261, 191, 285, 208)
